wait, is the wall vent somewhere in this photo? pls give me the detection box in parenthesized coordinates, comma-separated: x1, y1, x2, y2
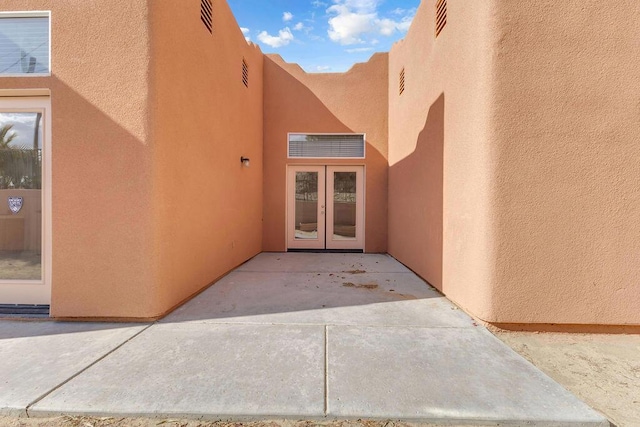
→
(399, 68, 405, 96)
(436, 0, 446, 37)
(201, 0, 213, 33)
(242, 58, 249, 88)
(288, 134, 365, 159)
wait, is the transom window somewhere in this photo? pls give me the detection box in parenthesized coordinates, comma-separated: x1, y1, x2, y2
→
(0, 12, 50, 76)
(288, 133, 365, 159)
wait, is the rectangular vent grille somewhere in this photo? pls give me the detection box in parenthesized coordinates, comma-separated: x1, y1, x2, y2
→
(399, 68, 405, 96)
(201, 0, 213, 33)
(242, 58, 249, 87)
(436, 0, 447, 37)
(289, 134, 365, 159)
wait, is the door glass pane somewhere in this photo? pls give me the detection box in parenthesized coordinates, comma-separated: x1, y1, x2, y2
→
(0, 112, 42, 280)
(295, 171, 318, 240)
(333, 172, 356, 240)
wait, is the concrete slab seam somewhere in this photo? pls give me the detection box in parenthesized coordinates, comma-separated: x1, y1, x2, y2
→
(23, 323, 155, 418)
(324, 324, 328, 415)
(162, 321, 475, 329)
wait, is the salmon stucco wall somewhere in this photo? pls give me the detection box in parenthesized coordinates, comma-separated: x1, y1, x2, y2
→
(389, 0, 640, 327)
(1, 1, 156, 318)
(149, 0, 264, 316)
(388, 1, 495, 318)
(262, 54, 389, 253)
(487, 0, 640, 326)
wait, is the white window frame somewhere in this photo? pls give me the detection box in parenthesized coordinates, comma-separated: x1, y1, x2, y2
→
(287, 132, 367, 160)
(0, 11, 52, 78)
(0, 95, 53, 305)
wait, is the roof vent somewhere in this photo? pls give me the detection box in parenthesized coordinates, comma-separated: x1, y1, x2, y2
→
(399, 68, 405, 96)
(201, 0, 213, 34)
(436, 0, 446, 37)
(242, 58, 249, 88)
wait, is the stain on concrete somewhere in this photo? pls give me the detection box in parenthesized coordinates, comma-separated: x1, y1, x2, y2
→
(343, 270, 367, 274)
(342, 282, 378, 290)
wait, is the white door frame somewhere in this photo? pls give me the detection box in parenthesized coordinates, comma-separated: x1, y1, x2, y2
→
(287, 165, 326, 250)
(286, 165, 364, 251)
(326, 165, 364, 250)
(0, 96, 52, 305)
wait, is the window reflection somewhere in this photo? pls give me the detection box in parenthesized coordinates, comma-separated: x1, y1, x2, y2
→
(333, 172, 356, 239)
(0, 112, 42, 280)
(294, 172, 319, 239)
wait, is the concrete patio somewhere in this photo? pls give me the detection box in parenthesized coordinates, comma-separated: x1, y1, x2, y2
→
(0, 253, 608, 425)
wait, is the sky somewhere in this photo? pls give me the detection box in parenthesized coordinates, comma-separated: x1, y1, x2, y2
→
(227, 0, 420, 73)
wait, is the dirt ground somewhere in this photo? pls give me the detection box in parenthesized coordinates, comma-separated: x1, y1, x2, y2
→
(0, 418, 483, 427)
(0, 251, 41, 280)
(493, 331, 640, 427)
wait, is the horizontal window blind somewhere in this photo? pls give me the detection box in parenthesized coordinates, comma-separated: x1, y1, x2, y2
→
(0, 15, 49, 75)
(289, 134, 365, 158)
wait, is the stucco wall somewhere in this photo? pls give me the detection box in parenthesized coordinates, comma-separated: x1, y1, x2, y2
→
(388, 1, 495, 317)
(389, 0, 640, 327)
(262, 54, 389, 253)
(1, 1, 156, 317)
(487, 0, 640, 326)
(149, 0, 264, 315)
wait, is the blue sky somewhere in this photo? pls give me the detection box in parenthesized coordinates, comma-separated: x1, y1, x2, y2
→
(227, 0, 419, 73)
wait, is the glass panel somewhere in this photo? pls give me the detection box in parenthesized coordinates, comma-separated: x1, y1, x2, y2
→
(0, 16, 50, 75)
(333, 172, 356, 240)
(0, 112, 42, 280)
(294, 172, 319, 240)
(289, 134, 365, 158)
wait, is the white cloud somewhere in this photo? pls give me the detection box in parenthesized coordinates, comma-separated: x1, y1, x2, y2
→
(337, 0, 380, 13)
(326, 0, 415, 44)
(345, 47, 374, 53)
(257, 27, 295, 48)
(293, 22, 305, 31)
(394, 15, 415, 32)
(327, 4, 375, 45)
(376, 18, 396, 36)
(392, 7, 416, 16)
(240, 27, 251, 42)
(312, 1, 328, 8)
(316, 65, 331, 71)
(283, 12, 294, 22)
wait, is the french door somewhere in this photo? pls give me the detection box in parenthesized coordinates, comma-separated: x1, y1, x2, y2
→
(287, 165, 364, 251)
(0, 97, 51, 304)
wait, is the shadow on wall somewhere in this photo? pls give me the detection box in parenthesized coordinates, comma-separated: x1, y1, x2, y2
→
(20, 76, 259, 320)
(44, 76, 156, 319)
(262, 56, 389, 252)
(389, 93, 444, 292)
